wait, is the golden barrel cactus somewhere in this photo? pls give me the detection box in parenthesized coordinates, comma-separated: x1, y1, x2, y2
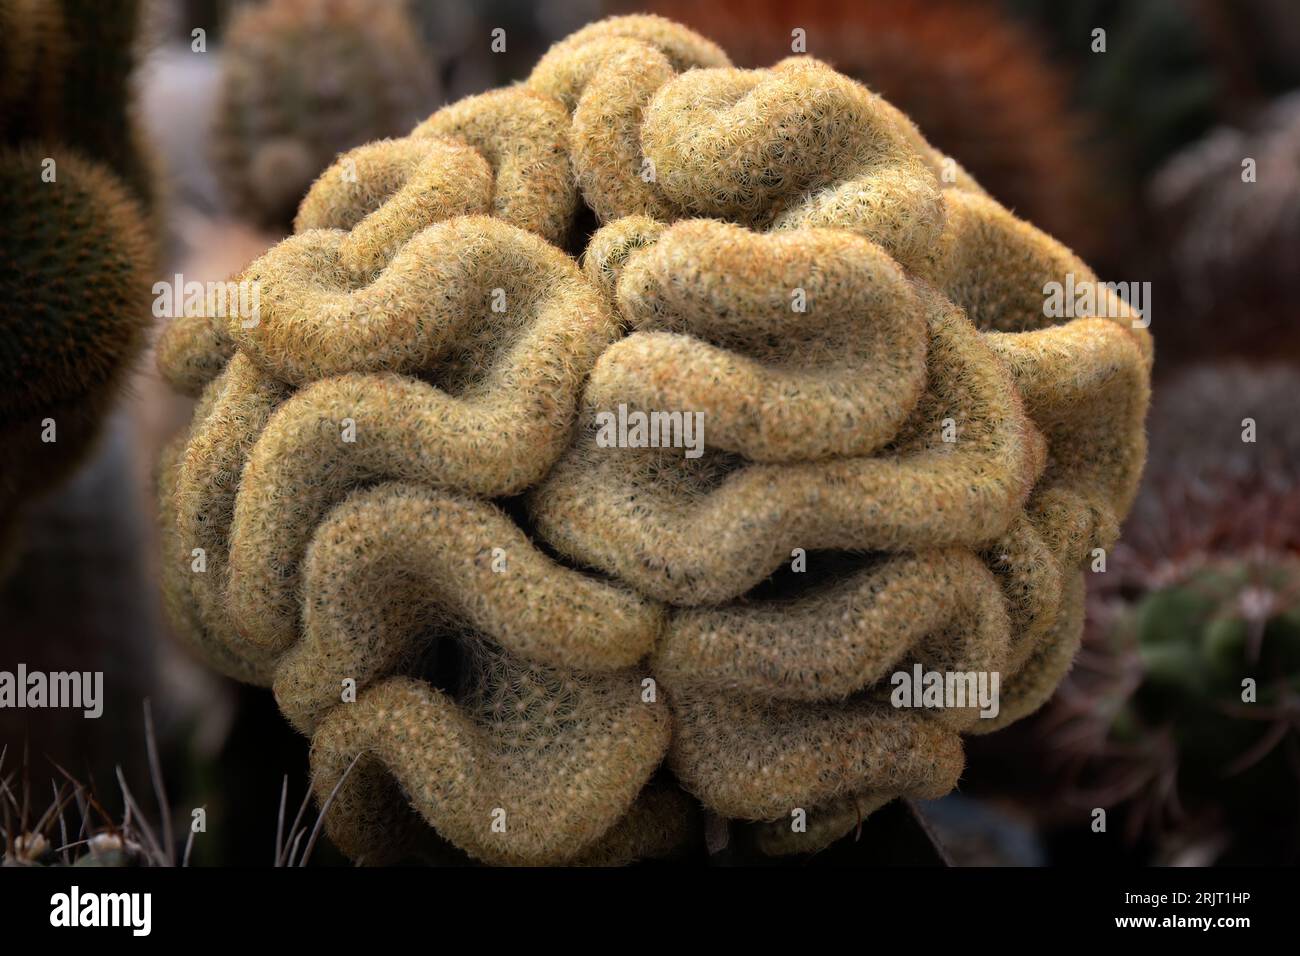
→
(157, 15, 1151, 864)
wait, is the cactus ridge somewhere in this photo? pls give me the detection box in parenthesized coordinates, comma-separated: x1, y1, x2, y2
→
(529, 279, 1046, 606)
(308, 656, 673, 866)
(272, 482, 663, 733)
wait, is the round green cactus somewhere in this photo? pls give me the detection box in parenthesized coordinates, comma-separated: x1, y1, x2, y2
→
(0, 144, 154, 538)
(0, 145, 153, 418)
(1044, 365, 1300, 850)
(1, 0, 155, 209)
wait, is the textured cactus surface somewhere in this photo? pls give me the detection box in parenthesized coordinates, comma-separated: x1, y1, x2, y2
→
(212, 0, 440, 229)
(0, 0, 156, 564)
(157, 15, 1152, 865)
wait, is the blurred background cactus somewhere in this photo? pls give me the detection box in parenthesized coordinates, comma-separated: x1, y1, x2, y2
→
(1, 0, 156, 208)
(0, 1, 161, 793)
(0, 141, 153, 572)
(0, 0, 158, 548)
(0, 703, 348, 867)
(50, 0, 157, 210)
(210, 0, 441, 230)
(1148, 93, 1300, 361)
(0, 147, 152, 426)
(1010, 0, 1219, 183)
(1048, 557, 1300, 860)
(0, 0, 63, 136)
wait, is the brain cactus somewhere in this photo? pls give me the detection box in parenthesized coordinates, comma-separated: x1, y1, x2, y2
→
(212, 0, 440, 230)
(157, 15, 1152, 865)
(1135, 560, 1300, 763)
(0, 144, 154, 549)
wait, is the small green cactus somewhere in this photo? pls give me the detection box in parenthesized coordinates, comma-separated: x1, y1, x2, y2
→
(212, 0, 440, 229)
(1063, 558, 1300, 844)
(1128, 559, 1300, 786)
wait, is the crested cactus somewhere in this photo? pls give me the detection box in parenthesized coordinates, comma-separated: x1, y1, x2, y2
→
(212, 0, 440, 230)
(157, 15, 1151, 865)
(0, 146, 152, 416)
(0, 144, 154, 544)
